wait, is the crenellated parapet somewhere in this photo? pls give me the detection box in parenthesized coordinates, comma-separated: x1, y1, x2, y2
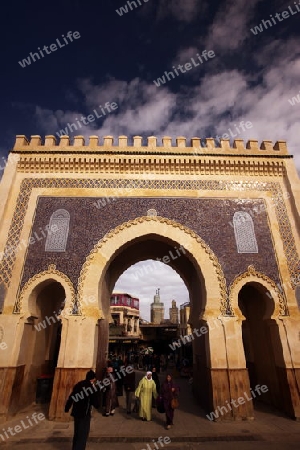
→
(13, 135, 289, 155)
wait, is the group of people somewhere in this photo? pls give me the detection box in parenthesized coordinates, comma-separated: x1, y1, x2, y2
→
(134, 369, 179, 430)
(64, 363, 179, 449)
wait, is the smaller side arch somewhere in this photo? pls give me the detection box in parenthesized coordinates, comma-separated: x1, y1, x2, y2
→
(229, 265, 288, 317)
(14, 264, 76, 316)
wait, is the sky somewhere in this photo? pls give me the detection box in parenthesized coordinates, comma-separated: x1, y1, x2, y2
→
(114, 260, 189, 321)
(1, 0, 299, 317)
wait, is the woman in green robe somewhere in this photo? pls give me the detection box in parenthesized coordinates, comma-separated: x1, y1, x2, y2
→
(135, 371, 158, 421)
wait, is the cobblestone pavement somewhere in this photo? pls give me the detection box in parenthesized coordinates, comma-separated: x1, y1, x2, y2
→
(1, 369, 299, 449)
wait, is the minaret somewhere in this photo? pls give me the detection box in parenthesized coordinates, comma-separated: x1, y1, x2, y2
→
(169, 299, 179, 324)
(150, 288, 164, 324)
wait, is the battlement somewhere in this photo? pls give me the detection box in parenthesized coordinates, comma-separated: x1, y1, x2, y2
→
(12, 135, 289, 156)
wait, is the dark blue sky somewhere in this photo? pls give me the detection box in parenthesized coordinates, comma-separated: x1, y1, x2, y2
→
(1, 0, 300, 171)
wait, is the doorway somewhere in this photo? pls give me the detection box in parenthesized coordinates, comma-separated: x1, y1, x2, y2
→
(15, 280, 65, 413)
(238, 282, 292, 414)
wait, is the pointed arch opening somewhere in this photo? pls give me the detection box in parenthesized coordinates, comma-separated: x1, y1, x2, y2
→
(76, 217, 228, 415)
(238, 282, 293, 417)
(12, 280, 66, 415)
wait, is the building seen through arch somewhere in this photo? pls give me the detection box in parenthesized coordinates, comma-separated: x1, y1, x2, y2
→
(0, 134, 299, 422)
(108, 291, 140, 357)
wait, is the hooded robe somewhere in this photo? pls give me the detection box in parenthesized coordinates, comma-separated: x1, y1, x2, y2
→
(134, 373, 157, 421)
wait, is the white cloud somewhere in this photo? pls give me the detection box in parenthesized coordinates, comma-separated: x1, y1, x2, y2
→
(36, 78, 177, 139)
(160, 41, 300, 172)
(205, 0, 263, 51)
(80, 78, 178, 135)
(34, 37, 300, 175)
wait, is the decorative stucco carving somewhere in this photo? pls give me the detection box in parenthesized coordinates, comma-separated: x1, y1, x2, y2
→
(147, 209, 157, 217)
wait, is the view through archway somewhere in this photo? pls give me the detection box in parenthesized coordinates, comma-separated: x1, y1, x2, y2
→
(111, 259, 189, 365)
(94, 232, 209, 411)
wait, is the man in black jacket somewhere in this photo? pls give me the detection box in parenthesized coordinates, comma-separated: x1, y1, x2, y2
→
(65, 370, 99, 450)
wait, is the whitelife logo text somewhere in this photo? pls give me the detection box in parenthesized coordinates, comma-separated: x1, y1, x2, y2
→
(153, 50, 215, 87)
(0, 413, 45, 442)
(18, 31, 81, 68)
(71, 366, 134, 402)
(250, 2, 300, 35)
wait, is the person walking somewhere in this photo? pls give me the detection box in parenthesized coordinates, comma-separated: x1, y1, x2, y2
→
(160, 374, 179, 430)
(123, 361, 136, 414)
(102, 366, 118, 416)
(135, 371, 158, 421)
(64, 369, 99, 450)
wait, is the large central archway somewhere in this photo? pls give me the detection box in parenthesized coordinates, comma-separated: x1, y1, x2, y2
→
(73, 216, 239, 416)
(95, 234, 206, 378)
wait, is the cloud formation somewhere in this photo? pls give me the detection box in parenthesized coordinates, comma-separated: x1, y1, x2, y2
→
(35, 37, 300, 174)
(206, 0, 263, 51)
